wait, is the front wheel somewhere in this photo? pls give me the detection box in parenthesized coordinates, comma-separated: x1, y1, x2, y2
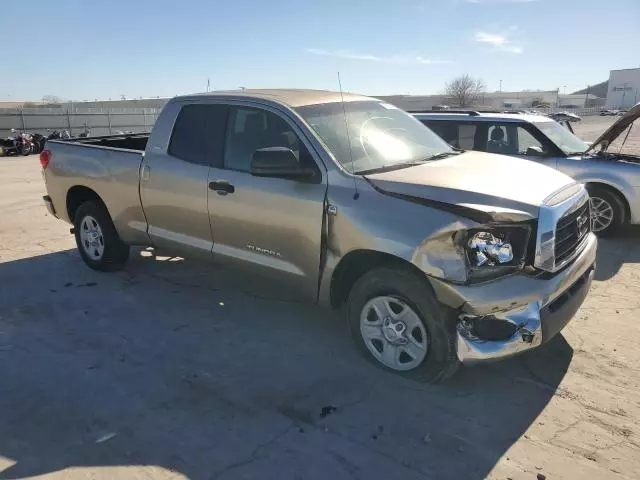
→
(346, 266, 459, 383)
(21, 144, 31, 156)
(587, 186, 625, 236)
(74, 201, 130, 271)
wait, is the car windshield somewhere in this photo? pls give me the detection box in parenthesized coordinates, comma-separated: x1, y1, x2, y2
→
(295, 101, 453, 173)
(536, 120, 589, 155)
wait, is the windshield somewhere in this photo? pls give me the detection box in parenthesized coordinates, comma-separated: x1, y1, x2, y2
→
(295, 101, 453, 173)
(536, 120, 589, 155)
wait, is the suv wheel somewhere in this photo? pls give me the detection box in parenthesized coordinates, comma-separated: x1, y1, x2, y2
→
(587, 186, 624, 236)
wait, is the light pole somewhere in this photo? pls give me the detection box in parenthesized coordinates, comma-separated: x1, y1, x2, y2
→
(499, 79, 502, 92)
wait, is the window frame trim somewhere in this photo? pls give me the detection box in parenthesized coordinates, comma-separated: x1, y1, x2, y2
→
(167, 102, 230, 168)
(218, 102, 326, 183)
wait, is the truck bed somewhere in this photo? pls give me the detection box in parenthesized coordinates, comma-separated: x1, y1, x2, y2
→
(43, 135, 150, 246)
(56, 133, 149, 152)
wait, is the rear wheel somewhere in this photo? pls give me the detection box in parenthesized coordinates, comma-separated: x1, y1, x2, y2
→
(74, 201, 130, 271)
(346, 266, 459, 383)
(586, 185, 625, 236)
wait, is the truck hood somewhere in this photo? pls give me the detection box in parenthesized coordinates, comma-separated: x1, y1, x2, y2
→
(365, 151, 575, 221)
(585, 102, 640, 155)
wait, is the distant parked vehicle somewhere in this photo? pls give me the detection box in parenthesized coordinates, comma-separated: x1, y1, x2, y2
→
(547, 112, 581, 134)
(600, 109, 619, 116)
(414, 103, 640, 236)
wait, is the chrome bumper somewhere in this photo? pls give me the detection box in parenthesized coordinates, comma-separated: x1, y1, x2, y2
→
(438, 232, 597, 364)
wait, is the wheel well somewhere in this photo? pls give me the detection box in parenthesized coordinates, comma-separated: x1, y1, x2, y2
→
(585, 182, 630, 222)
(330, 250, 425, 309)
(66, 186, 103, 222)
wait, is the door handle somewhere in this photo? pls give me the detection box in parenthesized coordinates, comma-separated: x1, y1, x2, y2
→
(209, 180, 235, 195)
(141, 164, 151, 182)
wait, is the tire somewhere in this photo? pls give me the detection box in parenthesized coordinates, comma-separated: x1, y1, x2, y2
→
(21, 144, 31, 156)
(586, 185, 625, 237)
(346, 266, 460, 383)
(74, 201, 130, 271)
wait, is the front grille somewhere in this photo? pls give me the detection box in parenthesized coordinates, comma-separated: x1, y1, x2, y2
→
(554, 200, 590, 267)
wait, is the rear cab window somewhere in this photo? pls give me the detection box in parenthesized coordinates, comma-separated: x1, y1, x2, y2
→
(168, 104, 228, 167)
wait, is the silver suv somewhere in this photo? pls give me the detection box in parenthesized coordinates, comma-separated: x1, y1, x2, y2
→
(414, 105, 640, 236)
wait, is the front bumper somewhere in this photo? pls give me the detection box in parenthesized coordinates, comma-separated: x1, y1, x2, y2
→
(430, 232, 597, 364)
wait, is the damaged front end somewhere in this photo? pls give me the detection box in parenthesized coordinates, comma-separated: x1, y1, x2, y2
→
(409, 191, 596, 364)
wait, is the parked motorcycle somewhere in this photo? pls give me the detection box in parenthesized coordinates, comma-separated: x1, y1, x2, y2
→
(78, 124, 91, 138)
(30, 133, 46, 154)
(0, 129, 33, 156)
(46, 129, 62, 140)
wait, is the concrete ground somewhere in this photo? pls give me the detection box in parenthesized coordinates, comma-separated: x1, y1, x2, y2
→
(1, 150, 640, 480)
(573, 115, 640, 155)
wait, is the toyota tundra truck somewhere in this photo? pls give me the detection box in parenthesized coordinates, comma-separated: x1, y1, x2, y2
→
(40, 89, 597, 382)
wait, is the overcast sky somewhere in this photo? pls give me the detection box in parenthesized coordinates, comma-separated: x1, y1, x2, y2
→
(2, 0, 638, 101)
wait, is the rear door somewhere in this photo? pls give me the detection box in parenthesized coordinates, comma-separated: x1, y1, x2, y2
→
(140, 102, 227, 257)
(206, 104, 327, 302)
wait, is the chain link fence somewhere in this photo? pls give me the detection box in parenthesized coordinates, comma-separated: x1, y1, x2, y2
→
(0, 107, 162, 138)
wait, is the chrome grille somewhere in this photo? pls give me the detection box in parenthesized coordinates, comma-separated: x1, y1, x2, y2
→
(554, 200, 590, 267)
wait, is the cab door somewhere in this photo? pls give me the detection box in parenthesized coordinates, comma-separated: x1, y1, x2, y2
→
(206, 104, 327, 302)
(140, 102, 228, 258)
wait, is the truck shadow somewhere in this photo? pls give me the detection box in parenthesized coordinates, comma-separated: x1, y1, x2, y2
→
(595, 225, 640, 281)
(0, 248, 573, 480)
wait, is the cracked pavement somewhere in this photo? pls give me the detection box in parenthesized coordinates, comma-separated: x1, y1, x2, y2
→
(0, 155, 639, 479)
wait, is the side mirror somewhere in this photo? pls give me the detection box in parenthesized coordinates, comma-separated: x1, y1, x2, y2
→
(526, 146, 545, 157)
(250, 147, 316, 180)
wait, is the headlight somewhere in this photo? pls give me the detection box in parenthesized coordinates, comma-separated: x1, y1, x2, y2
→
(468, 232, 514, 266)
(462, 226, 531, 282)
(412, 224, 533, 285)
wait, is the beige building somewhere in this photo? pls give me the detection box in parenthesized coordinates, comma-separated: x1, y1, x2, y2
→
(606, 68, 640, 109)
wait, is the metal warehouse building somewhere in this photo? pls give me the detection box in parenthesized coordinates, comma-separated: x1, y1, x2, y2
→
(606, 68, 640, 109)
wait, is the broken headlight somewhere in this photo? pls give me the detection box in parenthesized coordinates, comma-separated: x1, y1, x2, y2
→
(468, 232, 513, 266)
(462, 226, 531, 282)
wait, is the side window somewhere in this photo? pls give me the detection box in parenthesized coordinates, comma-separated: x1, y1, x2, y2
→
(516, 126, 545, 155)
(424, 120, 445, 138)
(457, 124, 477, 150)
(487, 124, 511, 154)
(168, 104, 227, 167)
(224, 107, 314, 174)
(425, 121, 459, 148)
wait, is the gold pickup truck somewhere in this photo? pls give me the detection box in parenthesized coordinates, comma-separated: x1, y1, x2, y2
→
(40, 89, 596, 382)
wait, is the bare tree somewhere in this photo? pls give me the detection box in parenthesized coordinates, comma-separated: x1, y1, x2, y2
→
(444, 75, 486, 107)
